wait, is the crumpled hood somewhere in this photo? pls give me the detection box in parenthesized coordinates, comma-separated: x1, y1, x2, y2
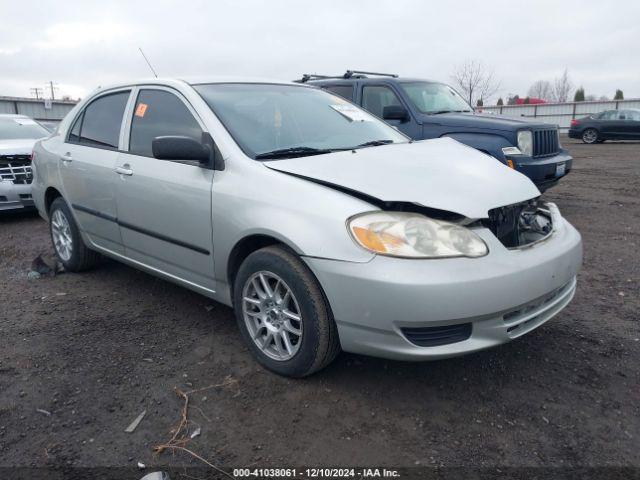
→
(265, 137, 540, 219)
(0, 138, 38, 156)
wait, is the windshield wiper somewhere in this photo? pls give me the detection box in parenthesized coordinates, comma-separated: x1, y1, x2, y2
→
(352, 139, 394, 149)
(254, 146, 334, 160)
(428, 109, 473, 115)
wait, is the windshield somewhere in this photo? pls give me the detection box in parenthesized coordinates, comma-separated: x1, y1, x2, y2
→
(194, 83, 407, 159)
(400, 82, 472, 114)
(0, 117, 50, 140)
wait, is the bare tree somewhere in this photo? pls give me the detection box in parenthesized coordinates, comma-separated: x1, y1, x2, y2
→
(451, 60, 500, 107)
(553, 69, 573, 103)
(527, 80, 553, 101)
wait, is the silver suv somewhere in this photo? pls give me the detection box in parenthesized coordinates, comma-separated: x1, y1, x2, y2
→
(0, 114, 50, 211)
(32, 78, 582, 377)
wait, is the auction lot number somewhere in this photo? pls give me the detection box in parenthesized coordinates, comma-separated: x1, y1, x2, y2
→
(233, 468, 400, 478)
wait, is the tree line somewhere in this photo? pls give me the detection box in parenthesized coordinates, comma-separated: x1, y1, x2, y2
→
(450, 60, 625, 107)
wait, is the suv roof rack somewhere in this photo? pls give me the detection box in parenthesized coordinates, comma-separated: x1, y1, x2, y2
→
(295, 70, 399, 83)
(295, 74, 343, 83)
(343, 70, 398, 79)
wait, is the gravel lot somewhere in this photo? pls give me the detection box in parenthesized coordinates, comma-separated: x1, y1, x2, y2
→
(0, 138, 638, 476)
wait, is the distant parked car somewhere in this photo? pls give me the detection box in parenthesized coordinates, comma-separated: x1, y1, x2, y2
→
(0, 114, 50, 212)
(569, 109, 640, 144)
(299, 70, 572, 192)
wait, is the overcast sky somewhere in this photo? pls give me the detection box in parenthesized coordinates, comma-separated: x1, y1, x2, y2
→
(1, 0, 639, 103)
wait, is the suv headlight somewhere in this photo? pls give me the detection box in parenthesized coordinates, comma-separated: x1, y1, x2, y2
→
(348, 212, 488, 258)
(517, 130, 533, 156)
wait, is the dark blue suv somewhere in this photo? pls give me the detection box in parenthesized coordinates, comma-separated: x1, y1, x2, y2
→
(300, 71, 572, 191)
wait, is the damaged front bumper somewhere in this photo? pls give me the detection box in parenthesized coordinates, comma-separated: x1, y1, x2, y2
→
(303, 207, 582, 361)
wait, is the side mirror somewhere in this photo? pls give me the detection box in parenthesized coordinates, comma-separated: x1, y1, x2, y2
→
(382, 105, 409, 122)
(152, 136, 210, 164)
(151, 134, 225, 170)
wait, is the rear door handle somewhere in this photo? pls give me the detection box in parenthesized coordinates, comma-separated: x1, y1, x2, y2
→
(60, 152, 73, 163)
(115, 165, 133, 176)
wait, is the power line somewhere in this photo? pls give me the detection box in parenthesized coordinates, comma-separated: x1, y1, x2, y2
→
(47, 81, 59, 100)
(30, 87, 43, 100)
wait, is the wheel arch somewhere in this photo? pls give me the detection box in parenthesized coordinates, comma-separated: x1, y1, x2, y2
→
(44, 186, 63, 215)
(226, 234, 297, 299)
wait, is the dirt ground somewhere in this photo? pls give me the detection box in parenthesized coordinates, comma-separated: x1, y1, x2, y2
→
(0, 138, 638, 477)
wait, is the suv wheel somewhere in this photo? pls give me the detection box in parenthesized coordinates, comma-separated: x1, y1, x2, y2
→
(49, 197, 100, 271)
(582, 128, 599, 144)
(233, 245, 340, 377)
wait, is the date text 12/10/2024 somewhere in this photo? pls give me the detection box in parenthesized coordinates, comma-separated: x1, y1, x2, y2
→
(233, 468, 401, 478)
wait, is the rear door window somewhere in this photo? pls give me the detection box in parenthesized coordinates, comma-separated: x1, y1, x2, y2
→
(128, 89, 203, 158)
(361, 85, 403, 118)
(598, 111, 617, 120)
(74, 91, 130, 149)
(322, 85, 354, 101)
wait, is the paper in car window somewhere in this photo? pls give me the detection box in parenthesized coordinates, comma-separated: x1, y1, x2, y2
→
(330, 104, 372, 122)
(14, 118, 37, 125)
(135, 103, 148, 118)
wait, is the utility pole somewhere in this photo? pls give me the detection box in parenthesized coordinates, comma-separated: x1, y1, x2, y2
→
(48, 81, 59, 100)
(30, 87, 43, 99)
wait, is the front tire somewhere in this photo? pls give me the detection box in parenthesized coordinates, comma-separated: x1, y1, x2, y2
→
(582, 128, 599, 144)
(49, 197, 100, 272)
(233, 245, 340, 377)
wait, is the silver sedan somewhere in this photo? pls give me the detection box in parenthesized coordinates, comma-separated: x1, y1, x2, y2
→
(31, 78, 582, 376)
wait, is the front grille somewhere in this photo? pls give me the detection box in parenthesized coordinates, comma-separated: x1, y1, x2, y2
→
(402, 323, 472, 347)
(533, 128, 559, 157)
(0, 155, 32, 185)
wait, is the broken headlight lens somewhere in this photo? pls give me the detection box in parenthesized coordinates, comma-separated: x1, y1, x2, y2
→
(517, 130, 533, 156)
(348, 212, 488, 258)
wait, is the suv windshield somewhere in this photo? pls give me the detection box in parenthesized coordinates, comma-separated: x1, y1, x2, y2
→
(400, 82, 472, 114)
(0, 117, 50, 140)
(194, 83, 407, 159)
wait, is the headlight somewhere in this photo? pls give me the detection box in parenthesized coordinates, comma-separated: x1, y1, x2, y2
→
(517, 130, 533, 156)
(348, 212, 488, 258)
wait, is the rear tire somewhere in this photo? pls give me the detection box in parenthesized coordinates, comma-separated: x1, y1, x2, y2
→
(49, 197, 100, 272)
(233, 245, 340, 377)
(582, 128, 599, 144)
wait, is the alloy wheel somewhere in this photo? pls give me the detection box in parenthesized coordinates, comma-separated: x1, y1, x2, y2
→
(582, 129, 598, 144)
(242, 271, 303, 361)
(51, 209, 73, 261)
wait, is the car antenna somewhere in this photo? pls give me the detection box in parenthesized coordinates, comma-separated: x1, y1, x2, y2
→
(138, 47, 158, 78)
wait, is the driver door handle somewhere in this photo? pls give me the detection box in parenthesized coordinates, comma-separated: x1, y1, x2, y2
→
(60, 152, 73, 163)
(115, 165, 133, 176)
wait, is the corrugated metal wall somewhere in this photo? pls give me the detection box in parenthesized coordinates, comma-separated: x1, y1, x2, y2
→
(0, 96, 77, 124)
(481, 99, 640, 130)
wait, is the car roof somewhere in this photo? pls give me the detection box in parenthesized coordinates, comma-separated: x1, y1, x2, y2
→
(0, 114, 31, 119)
(92, 76, 303, 93)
